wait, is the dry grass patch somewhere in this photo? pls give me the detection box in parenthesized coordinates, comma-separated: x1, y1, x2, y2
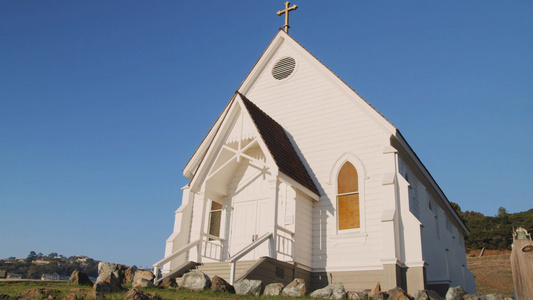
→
(467, 253, 513, 297)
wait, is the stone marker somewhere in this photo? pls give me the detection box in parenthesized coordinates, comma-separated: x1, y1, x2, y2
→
(234, 279, 263, 296)
(282, 278, 306, 297)
(264, 283, 285, 296)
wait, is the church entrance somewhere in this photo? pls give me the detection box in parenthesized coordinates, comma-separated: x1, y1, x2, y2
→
(229, 198, 270, 261)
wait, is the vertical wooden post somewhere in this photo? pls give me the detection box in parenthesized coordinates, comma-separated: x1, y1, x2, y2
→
(229, 261, 236, 285)
(269, 178, 279, 259)
(153, 266, 160, 284)
(511, 227, 533, 300)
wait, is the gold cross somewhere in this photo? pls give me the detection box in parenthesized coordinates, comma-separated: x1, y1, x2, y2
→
(277, 1, 298, 34)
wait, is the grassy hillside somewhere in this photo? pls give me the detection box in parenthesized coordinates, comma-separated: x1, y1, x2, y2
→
(467, 251, 513, 298)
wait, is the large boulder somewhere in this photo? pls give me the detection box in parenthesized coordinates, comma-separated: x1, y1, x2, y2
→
(310, 282, 346, 299)
(234, 279, 263, 296)
(69, 270, 93, 286)
(388, 287, 411, 300)
(445, 286, 467, 300)
(85, 291, 105, 300)
(180, 270, 211, 291)
(93, 273, 122, 293)
(211, 275, 235, 293)
(18, 288, 61, 300)
(132, 270, 155, 289)
(484, 295, 504, 300)
(124, 266, 137, 284)
(64, 293, 79, 300)
(462, 295, 485, 300)
(158, 277, 177, 288)
(347, 291, 368, 299)
(123, 288, 161, 300)
(264, 283, 285, 296)
(282, 278, 307, 297)
(413, 290, 443, 300)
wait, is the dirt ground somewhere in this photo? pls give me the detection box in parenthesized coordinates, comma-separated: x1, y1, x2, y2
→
(467, 251, 514, 297)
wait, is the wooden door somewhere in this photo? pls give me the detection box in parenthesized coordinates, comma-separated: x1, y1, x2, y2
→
(229, 199, 269, 260)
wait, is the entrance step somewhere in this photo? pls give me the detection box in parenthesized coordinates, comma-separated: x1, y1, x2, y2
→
(196, 260, 257, 283)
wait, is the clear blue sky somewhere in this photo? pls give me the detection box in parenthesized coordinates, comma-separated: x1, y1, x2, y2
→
(1, 1, 532, 268)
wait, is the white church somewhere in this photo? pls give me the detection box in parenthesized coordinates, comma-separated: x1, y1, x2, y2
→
(154, 15, 476, 295)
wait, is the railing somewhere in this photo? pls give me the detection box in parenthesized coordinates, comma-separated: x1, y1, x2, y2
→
(152, 239, 201, 282)
(227, 232, 273, 284)
(276, 225, 295, 257)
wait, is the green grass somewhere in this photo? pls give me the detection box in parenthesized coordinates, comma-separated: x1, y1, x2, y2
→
(0, 281, 314, 299)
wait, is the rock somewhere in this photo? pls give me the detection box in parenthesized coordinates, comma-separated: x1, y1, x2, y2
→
(93, 273, 123, 293)
(485, 295, 504, 300)
(123, 288, 161, 300)
(388, 287, 411, 300)
(64, 293, 79, 300)
(282, 278, 307, 297)
(210, 275, 235, 293)
(234, 279, 263, 296)
(413, 290, 443, 300)
(264, 283, 285, 296)
(445, 286, 467, 300)
(462, 295, 484, 300)
(158, 277, 177, 288)
(347, 291, 367, 299)
(98, 262, 118, 276)
(69, 270, 93, 286)
(86, 291, 105, 300)
(310, 282, 346, 299)
(371, 292, 390, 300)
(96, 262, 121, 285)
(124, 266, 137, 284)
(132, 270, 155, 289)
(18, 288, 60, 300)
(180, 270, 211, 291)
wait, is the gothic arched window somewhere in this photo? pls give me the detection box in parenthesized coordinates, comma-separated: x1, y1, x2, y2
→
(337, 162, 360, 230)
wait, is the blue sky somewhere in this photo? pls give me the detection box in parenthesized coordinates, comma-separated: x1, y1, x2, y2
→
(1, 1, 531, 267)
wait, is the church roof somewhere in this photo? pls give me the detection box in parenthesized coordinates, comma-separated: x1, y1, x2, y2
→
(239, 93, 319, 195)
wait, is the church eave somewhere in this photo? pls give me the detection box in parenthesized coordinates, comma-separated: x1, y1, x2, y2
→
(393, 130, 470, 235)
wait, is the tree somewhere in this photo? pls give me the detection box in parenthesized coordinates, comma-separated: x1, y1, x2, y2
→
(25, 251, 37, 262)
(497, 207, 507, 217)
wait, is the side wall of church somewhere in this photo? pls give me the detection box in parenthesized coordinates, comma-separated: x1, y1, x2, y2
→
(398, 156, 475, 293)
(244, 39, 395, 274)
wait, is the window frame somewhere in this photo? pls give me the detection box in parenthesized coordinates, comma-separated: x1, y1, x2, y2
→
(330, 154, 367, 236)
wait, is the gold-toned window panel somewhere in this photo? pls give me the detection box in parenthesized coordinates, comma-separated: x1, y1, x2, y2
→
(338, 193, 360, 230)
(338, 162, 358, 194)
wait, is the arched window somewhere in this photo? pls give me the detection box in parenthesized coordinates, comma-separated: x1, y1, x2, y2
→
(337, 162, 360, 230)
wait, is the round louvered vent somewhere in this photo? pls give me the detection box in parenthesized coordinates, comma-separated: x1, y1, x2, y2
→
(272, 57, 296, 80)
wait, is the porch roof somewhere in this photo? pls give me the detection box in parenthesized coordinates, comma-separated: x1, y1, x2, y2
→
(239, 93, 319, 195)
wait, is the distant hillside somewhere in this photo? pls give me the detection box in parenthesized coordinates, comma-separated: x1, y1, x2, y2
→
(0, 252, 101, 279)
(451, 203, 533, 250)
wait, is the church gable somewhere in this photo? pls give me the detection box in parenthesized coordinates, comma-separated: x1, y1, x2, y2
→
(187, 93, 318, 199)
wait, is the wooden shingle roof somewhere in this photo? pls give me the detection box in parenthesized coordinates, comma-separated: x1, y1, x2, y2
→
(239, 93, 319, 195)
